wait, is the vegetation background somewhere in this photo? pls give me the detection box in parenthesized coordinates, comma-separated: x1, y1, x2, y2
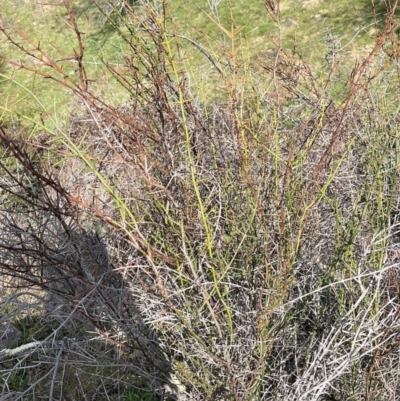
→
(1, 0, 400, 400)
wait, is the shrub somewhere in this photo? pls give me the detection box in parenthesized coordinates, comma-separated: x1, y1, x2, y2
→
(1, 0, 400, 400)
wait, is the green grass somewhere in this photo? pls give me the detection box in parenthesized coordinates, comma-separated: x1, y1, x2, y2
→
(0, 0, 130, 124)
(168, 0, 391, 69)
(124, 388, 159, 401)
(0, 0, 396, 120)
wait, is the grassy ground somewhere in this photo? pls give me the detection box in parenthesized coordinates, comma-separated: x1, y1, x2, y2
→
(168, 0, 382, 60)
(0, 0, 130, 124)
(0, 0, 396, 118)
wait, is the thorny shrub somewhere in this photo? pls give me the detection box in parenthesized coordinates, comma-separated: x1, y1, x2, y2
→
(1, 0, 400, 400)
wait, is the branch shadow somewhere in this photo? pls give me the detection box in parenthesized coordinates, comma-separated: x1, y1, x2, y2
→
(0, 128, 178, 400)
